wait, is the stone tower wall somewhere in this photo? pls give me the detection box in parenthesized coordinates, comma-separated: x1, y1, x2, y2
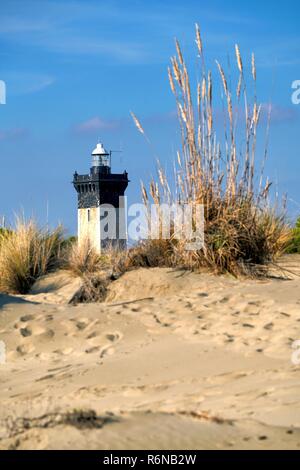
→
(78, 206, 101, 252)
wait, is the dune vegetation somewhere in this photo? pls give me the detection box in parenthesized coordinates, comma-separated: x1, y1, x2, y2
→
(0, 26, 294, 296)
(0, 218, 64, 294)
(285, 217, 300, 254)
(131, 25, 291, 276)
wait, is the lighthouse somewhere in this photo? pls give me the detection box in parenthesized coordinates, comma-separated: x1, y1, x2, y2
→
(73, 142, 129, 252)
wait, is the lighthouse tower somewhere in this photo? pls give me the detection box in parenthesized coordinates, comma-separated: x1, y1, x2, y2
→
(73, 142, 129, 252)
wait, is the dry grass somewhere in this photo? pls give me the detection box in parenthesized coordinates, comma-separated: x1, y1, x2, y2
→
(285, 217, 300, 254)
(115, 240, 175, 272)
(66, 239, 106, 276)
(131, 25, 291, 276)
(66, 241, 124, 303)
(69, 272, 109, 304)
(0, 218, 64, 294)
(65, 239, 127, 276)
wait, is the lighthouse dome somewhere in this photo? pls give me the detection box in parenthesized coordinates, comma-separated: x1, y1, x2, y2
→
(92, 142, 108, 156)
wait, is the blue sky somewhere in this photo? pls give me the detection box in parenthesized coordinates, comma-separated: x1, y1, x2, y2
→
(0, 0, 300, 234)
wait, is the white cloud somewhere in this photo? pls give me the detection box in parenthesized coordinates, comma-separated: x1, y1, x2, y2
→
(73, 116, 120, 134)
(4, 72, 55, 95)
(261, 103, 299, 124)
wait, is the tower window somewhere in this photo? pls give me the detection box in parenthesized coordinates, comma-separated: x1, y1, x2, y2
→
(87, 209, 90, 222)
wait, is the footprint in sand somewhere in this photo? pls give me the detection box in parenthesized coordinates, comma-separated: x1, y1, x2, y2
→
(105, 332, 122, 342)
(76, 321, 88, 331)
(45, 314, 54, 322)
(99, 332, 123, 358)
(217, 296, 230, 304)
(100, 346, 115, 358)
(86, 332, 98, 340)
(85, 346, 101, 354)
(20, 327, 32, 337)
(19, 321, 54, 339)
(20, 315, 34, 322)
(42, 328, 55, 339)
(16, 344, 35, 355)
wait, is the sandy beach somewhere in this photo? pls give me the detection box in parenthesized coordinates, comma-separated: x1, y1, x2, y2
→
(0, 256, 300, 450)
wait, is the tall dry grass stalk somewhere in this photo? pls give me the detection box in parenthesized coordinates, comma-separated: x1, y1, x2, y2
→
(0, 218, 64, 294)
(132, 25, 291, 276)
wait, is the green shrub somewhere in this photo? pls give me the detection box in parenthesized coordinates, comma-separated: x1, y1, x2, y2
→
(286, 217, 300, 253)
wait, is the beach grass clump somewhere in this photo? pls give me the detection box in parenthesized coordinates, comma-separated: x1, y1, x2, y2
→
(116, 239, 175, 271)
(285, 217, 300, 254)
(131, 25, 291, 276)
(66, 241, 124, 303)
(69, 272, 109, 304)
(66, 239, 111, 276)
(0, 227, 12, 239)
(0, 218, 64, 294)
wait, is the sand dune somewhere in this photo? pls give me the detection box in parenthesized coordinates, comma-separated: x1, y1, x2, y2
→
(0, 257, 300, 449)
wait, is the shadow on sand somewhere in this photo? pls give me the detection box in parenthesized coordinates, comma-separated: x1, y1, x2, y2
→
(0, 293, 36, 309)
